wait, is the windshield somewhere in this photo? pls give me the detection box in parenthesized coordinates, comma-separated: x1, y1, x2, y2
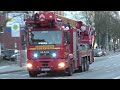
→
(29, 30, 62, 45)
(4, 50, 15, 55)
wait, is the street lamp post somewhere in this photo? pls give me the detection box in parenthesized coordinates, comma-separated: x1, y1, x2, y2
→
(106, 32, 109, 51)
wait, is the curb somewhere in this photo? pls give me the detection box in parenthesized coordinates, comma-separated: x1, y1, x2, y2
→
(95, 51, 120, 61)
(0, 69, 25, 74)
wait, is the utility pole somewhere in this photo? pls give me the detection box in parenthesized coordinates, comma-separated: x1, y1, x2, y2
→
(0, 43, 1, 56)
(106, 32, 109, 52)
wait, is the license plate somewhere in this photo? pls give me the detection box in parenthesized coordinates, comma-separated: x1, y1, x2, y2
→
(41, 68, 51, 71)
(40, 51, 49, 54)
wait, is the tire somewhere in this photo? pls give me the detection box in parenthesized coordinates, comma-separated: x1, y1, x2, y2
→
(77, 58, 85, 72)
(3, 57, 6, 60)
(82, 59, 85, 72)
(10, 58, 15, 61)
(29, 71, 37, 77)
(77, 66, 82, 72)
(84, 58, 89, 71)
(66, 65, 73, 76)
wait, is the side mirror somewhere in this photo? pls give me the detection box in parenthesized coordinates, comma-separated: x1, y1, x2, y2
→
(22, 41, 26, 45)
(67, 40, 70, 44)
(64, 41, 67, 46)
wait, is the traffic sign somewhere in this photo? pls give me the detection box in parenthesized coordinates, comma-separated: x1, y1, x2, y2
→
(11, 23, 20, 37)
(6, 16, 12, 27)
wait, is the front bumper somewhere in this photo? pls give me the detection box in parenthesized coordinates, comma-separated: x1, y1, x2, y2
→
(27, 59, 69, 72)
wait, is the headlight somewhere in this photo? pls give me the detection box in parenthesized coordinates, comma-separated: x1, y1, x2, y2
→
(98, 52, 101, 54)
(27, 63, 32, 69)
(58, 62, 65, 68)
(12, 55, 15, 57)
(33, 51, 40, 59)
(33, 53, 38, 58)
(52, 53, 56, 57)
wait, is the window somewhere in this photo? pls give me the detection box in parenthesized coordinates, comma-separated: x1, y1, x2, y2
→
(29, 30, 62, 45)
(0, 26, 4, 33)
(79, 44, 88, 51)
(64, 32, 70, 44)
(0, 43, 5, 50)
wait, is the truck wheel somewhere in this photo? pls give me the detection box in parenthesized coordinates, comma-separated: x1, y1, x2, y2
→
(3, 57, 6, 60)
(66, 65, 73, 76)
(86, 58, 89, 71)
(10, 58, 15, 61)
(82, 59, 85, 72)
(77, 58, 85, 72)
(84, 58, 89, 71)
(29, 71, 37, 77)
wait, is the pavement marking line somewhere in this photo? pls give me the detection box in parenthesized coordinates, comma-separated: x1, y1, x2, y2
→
(53, 77, 69, 79)
(113, 76, 120, 79)
(105, 65, 112, 67)
(108, 54, 120, 59)
(1, 78, 8, 79)
(21, 74, 29, 76)
(0, 74, 9, 76)
(0, 66, 10, 69)
(54, 77, 63, 79)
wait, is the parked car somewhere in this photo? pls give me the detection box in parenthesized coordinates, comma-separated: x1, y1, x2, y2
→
(0, 52, 4, 57)
(94, 48, 103, 57)
(102, 49, 107, 56)
(2, 49, 19, 61)
(10, 53, 20, 61)
(0, 52, 4, 60)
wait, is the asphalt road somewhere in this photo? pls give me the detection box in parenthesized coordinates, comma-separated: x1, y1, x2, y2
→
(1, 52, 120, 79)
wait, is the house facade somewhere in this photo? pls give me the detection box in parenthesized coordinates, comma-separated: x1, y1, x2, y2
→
(0, 14, 23, 50)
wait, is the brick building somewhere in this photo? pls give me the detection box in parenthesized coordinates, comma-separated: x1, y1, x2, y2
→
(54, 11, 64, 16)
(0, 14, 20, 50)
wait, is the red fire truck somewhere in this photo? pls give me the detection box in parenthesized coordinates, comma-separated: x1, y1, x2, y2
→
(25, 11, 95, 77)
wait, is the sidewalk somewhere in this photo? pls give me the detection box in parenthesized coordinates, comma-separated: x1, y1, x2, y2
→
(108, 49, 120, 55)
(0, 50, 27, 74)
(94, 49, 120, 61)
(0, 63, 27, 74)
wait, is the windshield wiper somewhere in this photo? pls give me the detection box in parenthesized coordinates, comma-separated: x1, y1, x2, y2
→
(33, 39, 46, 42)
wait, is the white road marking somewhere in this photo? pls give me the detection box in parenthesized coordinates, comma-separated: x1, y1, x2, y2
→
(105, 65, 111, 67)
(0, 66, 10, 69)
(113, 76, 120, 79)
(92, 68, 102, 71)
(106, 71, 111, 72)
(108, 54, 120, 59)
(0, 74, 9, 76)
(1, 78, 8, 79)
(21, 74, 29, 76)
(54, 77, 64, 79)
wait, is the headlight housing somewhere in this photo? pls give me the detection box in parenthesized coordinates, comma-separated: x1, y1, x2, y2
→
(58, 62, 65, 68)
(11, 55, 16, 58)
(32, 51, 40, 59)
(27, 63, 32, 69)
(33, 53, 38, 58)
(50, 50, 57, 58)
(52, 53, 56, 57)
(98, 52, 102, 55)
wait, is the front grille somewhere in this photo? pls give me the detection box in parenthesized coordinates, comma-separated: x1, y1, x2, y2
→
(40, 53, 49, 56)
(42, 63, 48, 66)
(40, 50, 50, 56)
(40, 50, 56, 56)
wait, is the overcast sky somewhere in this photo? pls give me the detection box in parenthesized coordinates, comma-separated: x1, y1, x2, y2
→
(64, 11, 87, 24)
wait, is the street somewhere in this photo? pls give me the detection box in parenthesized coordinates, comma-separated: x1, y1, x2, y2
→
(1, 52, 120, 79)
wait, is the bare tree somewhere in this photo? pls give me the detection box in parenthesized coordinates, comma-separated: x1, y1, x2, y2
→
(94, 11, 120, 51)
